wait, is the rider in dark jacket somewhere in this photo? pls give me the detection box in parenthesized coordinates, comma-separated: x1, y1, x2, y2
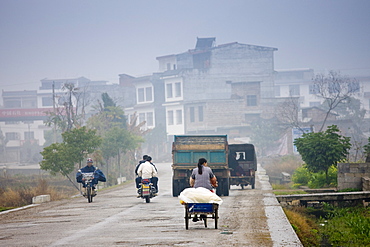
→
(76, 158, 106, 190)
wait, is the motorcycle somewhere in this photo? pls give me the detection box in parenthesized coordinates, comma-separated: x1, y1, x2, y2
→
(79, 170, 97, 203)
(137, 178, 157, 203)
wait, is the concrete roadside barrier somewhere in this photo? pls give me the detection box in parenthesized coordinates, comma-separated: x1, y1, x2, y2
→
(32, 194, 51, 204)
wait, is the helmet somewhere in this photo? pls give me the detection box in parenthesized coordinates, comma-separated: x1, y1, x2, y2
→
(87, 158, 93, 163)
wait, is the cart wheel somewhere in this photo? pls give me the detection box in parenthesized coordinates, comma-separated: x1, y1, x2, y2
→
(215, 208, 219, 229)
(185, 214, 189, 230)
(199, 214, 207, 228)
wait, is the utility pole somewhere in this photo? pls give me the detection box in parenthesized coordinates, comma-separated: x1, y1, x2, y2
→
(52, 81, 57, 143)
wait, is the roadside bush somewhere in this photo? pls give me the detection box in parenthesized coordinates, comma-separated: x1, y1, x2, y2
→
(308, 166, 337, 188)
(319, 205, 370, 246)
(292, 165, 337, 189)
(291, 165, 311, 188)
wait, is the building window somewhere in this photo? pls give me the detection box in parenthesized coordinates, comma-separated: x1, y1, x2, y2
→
(289, 85, 300, 96)
(5, 121, 20, 125)
(42, 97, 53, 106)
(138, 88, 145, 102)
(167, 110, 174, 125)
(139, 113, 145, 124)
(175, 82, 181, 97)
(274, 86, 280, 97)
(24, 131, 34, 140)
(176, 110, 182, 125)
(190, 107, 195, 122)
(145, 87, 153, 101)
(246, 95, 257, 106)
(4, 100, 21, 108)
(6, 132, 19, 140)
(23, 100, 36, 108)
(198, 106, 204, 122)
(309, 84, 319, 94)
(166, 84, 173, 98)
(147, 112, 154, 126)
(137, 87, 153, 103)
(167, 63, 171, 71)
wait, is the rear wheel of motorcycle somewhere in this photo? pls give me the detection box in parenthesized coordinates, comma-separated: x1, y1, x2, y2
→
(87, 186, 93, 203)
(145, 196, 150, 203)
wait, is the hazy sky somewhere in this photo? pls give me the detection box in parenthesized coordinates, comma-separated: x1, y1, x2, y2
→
(1, 0, 370, 91)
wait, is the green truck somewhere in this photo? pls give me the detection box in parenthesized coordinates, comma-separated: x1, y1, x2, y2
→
(171, 135, 230, 197)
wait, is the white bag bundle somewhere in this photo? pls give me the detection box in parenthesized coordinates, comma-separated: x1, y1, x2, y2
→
(178, 187, 223, 205)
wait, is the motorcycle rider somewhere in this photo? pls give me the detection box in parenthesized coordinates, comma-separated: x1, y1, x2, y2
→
(76, 158, 106, 195)
(137, 156, 158, 195)
(135, 155, 158, 190)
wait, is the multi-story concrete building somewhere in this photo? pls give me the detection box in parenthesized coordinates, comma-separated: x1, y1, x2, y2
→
(122, 37, 370, 156)
(121, 38, 279, 142)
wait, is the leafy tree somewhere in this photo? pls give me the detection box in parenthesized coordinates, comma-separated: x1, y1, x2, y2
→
(101, 92, 116, 108)
(40, 126, 102, 189)
(62, 126, 102, 168)
(294, 125, 351, 185)
(87, 99, 127, 135)
(40, 142, 78, 187)
(101, 126, 143, 182)
(40, 142, 75, 176)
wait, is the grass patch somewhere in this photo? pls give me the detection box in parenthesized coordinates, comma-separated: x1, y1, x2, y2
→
(284, 207, 321, 246)
(272, 183, 307, 195)
(0, 206, 16, 212)
(273, 190, 307, 195)
(284, 204, 370, 247)
(0, 175, 77, 208)
(319, 205, 370, 246)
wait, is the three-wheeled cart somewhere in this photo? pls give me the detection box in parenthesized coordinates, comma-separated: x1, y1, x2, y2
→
(184, 203, 219, 230)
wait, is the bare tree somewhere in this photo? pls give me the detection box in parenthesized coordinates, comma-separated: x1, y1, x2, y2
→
(314, 71, 360, 132)
(45, 82, 90, 133)
(275, 96, 302, 131)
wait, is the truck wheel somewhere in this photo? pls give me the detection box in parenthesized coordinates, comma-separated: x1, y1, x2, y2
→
(216, 179, 223, 196)
(223, 178, 229, 196)
(179, 179, 187, 193)
(172, 179, 180, 197)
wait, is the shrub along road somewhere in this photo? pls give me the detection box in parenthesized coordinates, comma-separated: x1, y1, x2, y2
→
(0, 163, 301, 246)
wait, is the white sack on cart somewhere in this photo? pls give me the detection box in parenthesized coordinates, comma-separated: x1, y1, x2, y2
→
(178, 187, 223, 205)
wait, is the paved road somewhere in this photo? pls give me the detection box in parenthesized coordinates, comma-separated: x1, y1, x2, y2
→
(0, 163, 302, 246)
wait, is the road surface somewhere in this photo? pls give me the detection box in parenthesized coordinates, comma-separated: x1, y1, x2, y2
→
(0, 163, 302, 246)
